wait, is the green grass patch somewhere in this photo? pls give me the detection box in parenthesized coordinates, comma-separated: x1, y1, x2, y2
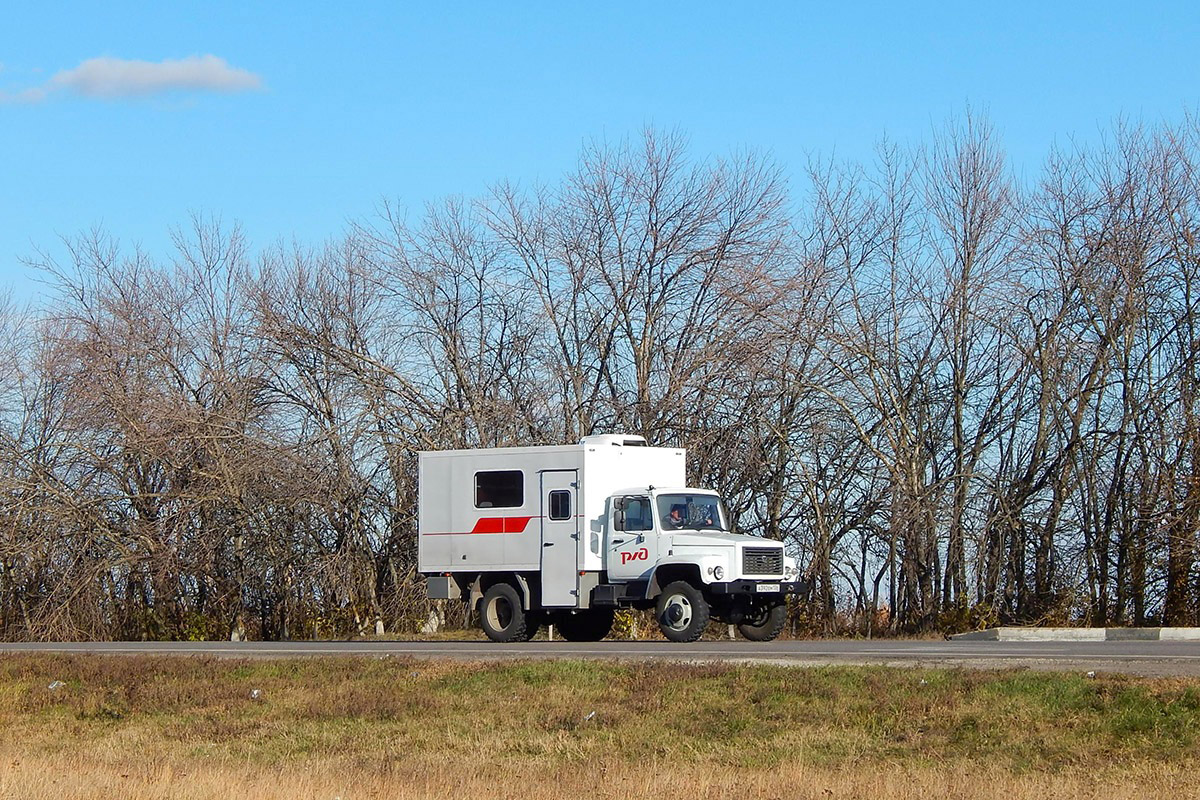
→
(0, 655, 1198, 772)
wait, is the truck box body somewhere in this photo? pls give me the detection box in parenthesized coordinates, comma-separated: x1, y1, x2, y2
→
(418, 437, 685, 593)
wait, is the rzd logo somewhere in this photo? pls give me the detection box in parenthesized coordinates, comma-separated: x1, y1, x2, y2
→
(620, 547, 649, 565)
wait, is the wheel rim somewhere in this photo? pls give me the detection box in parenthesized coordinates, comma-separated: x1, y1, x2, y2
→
(487, 596, 513, 631)
(662, 593, 693, 631)
(745, 604, 770, 627)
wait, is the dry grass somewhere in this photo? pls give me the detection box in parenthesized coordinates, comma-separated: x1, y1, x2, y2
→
(0, 655, 1197, 798)
(3, 754, 1198, 800)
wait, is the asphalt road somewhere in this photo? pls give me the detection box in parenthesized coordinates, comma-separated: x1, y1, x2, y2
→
(1, 639, 1198, 677)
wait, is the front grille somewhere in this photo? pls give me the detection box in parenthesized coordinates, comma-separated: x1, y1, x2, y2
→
(742, 547, 784, 576)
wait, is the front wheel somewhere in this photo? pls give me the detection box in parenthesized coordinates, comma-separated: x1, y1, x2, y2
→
(655, 581, 710, 642)
(737, 601, 787, 642)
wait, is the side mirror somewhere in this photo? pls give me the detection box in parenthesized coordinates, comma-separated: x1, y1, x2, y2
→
(613, 497, 626, 532)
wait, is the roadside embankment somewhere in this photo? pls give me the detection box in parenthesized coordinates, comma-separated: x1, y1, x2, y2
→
(0, 654, 1198, 798)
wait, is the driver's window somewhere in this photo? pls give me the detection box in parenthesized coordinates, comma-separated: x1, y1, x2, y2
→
(624, 497, 653, 531)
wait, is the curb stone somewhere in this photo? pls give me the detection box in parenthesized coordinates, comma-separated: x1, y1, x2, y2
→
(951, 627, 1200, 642)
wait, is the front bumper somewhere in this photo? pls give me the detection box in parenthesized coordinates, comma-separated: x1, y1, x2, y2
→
(708, 579, 806, 596)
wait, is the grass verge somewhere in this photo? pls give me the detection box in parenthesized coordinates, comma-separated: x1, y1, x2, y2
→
(0, 655, 1197, 798)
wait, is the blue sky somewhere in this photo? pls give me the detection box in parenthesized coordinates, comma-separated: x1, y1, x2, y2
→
(2, 2, 1198, 299)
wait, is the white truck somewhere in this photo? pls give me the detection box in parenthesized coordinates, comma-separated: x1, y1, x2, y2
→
(419, 434, 804, 642)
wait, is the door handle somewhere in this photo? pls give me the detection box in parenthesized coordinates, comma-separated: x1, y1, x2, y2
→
(611, 538, 626, 544)
(543, 542, 554, 547)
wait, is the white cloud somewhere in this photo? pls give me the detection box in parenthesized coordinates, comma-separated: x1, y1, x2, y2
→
(51, 55, 262, 97)
(0, 55, 262, 103)
(0, 87, 47, 104)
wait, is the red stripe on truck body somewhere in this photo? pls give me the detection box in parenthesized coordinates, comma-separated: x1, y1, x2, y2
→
(424, 516, 537, 536)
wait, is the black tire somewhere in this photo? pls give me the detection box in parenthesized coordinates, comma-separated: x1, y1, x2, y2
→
(737, 601, 787, 642)
(655, 580, 710, 642)
(519, 610, 543, 642)
(479, 582, 531, 643)
(554, 609, 615, 642)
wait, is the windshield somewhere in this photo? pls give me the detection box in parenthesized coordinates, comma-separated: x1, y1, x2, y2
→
(656, 493, 730, 531)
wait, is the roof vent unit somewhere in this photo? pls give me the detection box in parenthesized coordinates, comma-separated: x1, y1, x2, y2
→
(579, 434, 648, 448)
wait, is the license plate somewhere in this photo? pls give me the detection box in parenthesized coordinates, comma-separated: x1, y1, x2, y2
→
(756, 583, 780, 593)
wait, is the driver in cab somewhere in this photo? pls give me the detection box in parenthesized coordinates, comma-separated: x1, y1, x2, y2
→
(663, 502, 715, 529)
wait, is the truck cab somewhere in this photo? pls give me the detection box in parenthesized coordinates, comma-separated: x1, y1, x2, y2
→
(601, 487, 801, 641)
(419, 435, 805, 643)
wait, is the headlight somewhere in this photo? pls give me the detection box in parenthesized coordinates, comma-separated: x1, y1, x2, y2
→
(713, 565, 725, 581)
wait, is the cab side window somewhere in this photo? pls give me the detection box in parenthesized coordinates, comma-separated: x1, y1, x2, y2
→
(624, 496, 653, 531)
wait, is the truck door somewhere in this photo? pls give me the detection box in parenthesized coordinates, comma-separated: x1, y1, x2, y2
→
(540, 470, 579, 607)
(606, 495, 660, 582)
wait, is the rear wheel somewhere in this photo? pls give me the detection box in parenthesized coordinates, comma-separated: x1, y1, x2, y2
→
(737, 601, 787, 642)
(519, 610, 542, 641)
(655, 581, 710, 642)
(479, 582, 531, 643)
(554, 609, 615, 641)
